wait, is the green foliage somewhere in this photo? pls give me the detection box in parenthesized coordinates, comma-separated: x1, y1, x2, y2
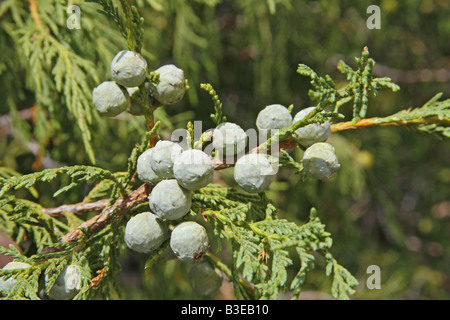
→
(376, 93, 450, 139)
(121, 121, 161, 191)
(298, 47, 400, 122)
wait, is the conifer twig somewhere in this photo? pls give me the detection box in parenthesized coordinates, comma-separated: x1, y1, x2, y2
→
(47, 138, 297, 247)
(330, 115, 450, 132)
(58, 183, 152, 244)
(41, 199, 110, 218)
(27, 0, 43, 29)
(212, 137, 297, 170)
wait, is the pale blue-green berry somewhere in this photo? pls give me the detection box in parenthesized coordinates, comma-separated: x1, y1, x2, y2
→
(256, 104, 292, 138)
(170, 221, 209, 262)
(47, 265, 82, 300)
(148, 180, 192, 220)
(124, 212, 168, 253)
(148, 64, 186, 105)
(173, 149, 214, 191)
(302, 142, 340, 180)
(188, 261, 223, 296)
(150, 140, 184, 179)
(111, 50, 148, 88)
(136, 148, 161, 186)
(293, 107, 331, 147)
(212, 122, 247, 157)
(233, 153, 275, 193)
(92, 81, 130, 117)
(0, 262, 31, 292)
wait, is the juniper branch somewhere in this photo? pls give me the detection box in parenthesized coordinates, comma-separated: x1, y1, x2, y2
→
(212, 136, 297, 170)
(330, 93, 450, 139)
(58, 183, 152, 244)
(89, 0, 144, 52)
(36, 90, 449, 253)
(41, 199, 110, 218)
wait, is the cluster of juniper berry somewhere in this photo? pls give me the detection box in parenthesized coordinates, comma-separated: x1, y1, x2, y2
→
(0, 49, 341, 299)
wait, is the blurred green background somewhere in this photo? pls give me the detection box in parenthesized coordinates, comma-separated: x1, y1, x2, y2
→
(0, 0, 449, 299)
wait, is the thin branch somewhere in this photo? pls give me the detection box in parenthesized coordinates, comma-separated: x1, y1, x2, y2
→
(41, 199, 110, 218)
(59, 183, 152, 243)
(330, 116, 450, 133)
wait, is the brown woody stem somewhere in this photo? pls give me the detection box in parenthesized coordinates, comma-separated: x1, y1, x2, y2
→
(50, 114, 448, 248)
(41, 199, 110, 218)
(59, 184, 152, 243)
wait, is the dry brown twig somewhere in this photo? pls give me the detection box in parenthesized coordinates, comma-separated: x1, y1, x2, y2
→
(44, 119, 399, 249)
(58, 183, 152, 244)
